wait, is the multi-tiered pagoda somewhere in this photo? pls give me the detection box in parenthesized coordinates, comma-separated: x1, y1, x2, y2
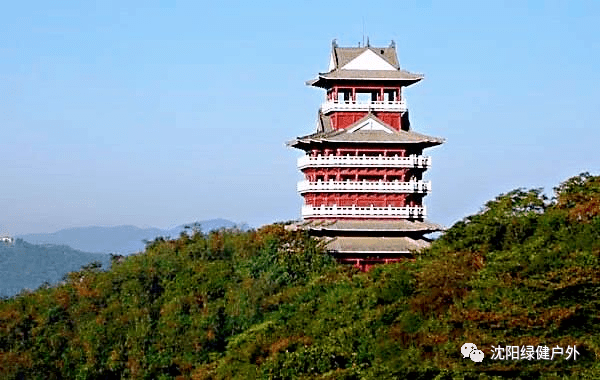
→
(287, 40, 445, 271)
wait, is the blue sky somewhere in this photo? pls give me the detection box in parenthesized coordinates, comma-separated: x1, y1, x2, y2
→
(1, 0, 599, 234)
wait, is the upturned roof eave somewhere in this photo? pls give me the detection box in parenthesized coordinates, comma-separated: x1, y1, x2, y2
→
(288, 136, 445, 147)
(318, 139, 441, 145)
(288, 111, 445, 149)
(308, 226, 445, 233)
(307, 72, 424, 88)
(307, 77, 424, 88)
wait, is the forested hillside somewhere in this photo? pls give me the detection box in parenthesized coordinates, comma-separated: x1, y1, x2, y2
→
(1, 173, 599, 379)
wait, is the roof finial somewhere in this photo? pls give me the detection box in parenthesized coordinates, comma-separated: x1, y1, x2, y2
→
(362, 17, 365, 48)
(390, 40, 396, 49)
(332, 39, 338, 49)
(366, 37, 370, 47)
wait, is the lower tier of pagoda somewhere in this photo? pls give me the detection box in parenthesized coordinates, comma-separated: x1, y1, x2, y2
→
(289, 220, 442, 272)
(301, 167, 423, 182)
(302, 204, 426, 219)
(298, 180, 430, 194)
(337, 257, 406, 272)
(297, 154, 431, 169)
(302, 192, 423, 207)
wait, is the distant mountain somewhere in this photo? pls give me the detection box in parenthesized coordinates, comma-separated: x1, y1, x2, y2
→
(17, 219, 243, 255)
(0, 239, 111, 298)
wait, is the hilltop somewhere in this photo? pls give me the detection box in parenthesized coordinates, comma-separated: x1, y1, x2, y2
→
(0, 219, 241, 298)
(1, 173, 599, 379)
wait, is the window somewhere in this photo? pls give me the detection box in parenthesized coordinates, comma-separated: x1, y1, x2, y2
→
(384, 90, 397, 101)
(356, 92, 371, 103)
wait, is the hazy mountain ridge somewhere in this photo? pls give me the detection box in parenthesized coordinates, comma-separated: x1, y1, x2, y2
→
(0, 239, 112, 298)
(1, 219, 242, 297)
(17, 218, 241, 254)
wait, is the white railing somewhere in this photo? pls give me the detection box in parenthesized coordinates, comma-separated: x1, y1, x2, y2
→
(297, 180, 431, 193)
(321, 99, 407, 114)
(297, 154, 431, 169)
(302, 205, 426, 218)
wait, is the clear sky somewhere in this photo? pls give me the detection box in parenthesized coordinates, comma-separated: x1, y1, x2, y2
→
(1, 0, 599, 235)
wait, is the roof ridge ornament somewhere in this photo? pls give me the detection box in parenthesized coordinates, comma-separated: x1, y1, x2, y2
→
(330, 39, 339, 71)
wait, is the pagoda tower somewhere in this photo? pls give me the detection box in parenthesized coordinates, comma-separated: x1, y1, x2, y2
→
(287, 40, 445, 271)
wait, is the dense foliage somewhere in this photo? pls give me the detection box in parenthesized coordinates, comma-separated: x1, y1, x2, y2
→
(1, 173, 599, 379)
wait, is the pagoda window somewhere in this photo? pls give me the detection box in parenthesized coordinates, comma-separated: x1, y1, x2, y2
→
(356, 150, 380, 157)
(384, 90, 397, 101)
(337, 148, 356, 156)
(339, 90, 351, 103)
(356, 92, 370, 103)
(327, 89, 334, 101)
(356, 91, 379, 103)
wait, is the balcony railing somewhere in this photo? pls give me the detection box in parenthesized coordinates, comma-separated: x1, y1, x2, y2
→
(321, 99, 407, 114)
(297, 180, 431, 194)
(297, 154, 431, 169)
(302, 205, 426, 219)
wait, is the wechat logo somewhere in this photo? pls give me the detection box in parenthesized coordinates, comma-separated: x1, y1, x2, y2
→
(461, 343, 484, 362)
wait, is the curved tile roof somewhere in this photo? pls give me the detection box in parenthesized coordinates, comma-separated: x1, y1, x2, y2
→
(308, 41, 424, 88)
(287, 113, 444, 147)
(303, 219, 445, 233)
(326, 236, 431, 253)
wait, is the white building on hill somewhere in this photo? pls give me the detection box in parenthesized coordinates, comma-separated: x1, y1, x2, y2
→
(1, 236, 15, 244)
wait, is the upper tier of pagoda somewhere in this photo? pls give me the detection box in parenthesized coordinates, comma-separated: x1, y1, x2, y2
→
(306, 40, 424, 88)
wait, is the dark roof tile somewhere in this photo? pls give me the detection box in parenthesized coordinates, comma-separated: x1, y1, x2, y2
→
(304, 219, 444, 232)
(326, 236, 430, 253)
(308, 44, 423, 87)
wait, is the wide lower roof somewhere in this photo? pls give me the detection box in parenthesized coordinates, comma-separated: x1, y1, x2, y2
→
(325, 236, 431, 254)
(303, 219, 444, 233)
